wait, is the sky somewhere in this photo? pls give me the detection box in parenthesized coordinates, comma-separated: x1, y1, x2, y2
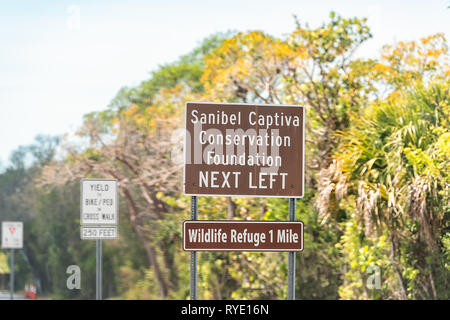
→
(0, 0, 449, 168)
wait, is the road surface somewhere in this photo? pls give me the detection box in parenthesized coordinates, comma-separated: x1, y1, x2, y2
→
(0, 291, 25, 300)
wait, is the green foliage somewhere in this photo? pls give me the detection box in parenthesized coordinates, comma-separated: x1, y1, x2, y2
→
(322, 82, 450, 299)
(336, 216, 392, 299)
(0, 252, 9, 273)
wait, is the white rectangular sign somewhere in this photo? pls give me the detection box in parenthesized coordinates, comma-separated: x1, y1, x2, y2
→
(81, 178, 118, 225)
(1, 221, 23, 249)
(81, 226, 118, 240)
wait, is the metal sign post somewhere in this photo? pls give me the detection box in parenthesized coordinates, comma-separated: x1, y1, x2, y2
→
(10, 249, 14, 300)
(96, 239, 102, 300)
(2, 221, 23, 300)
(80, 178, 118, 300)
(183, 102, 305, 301)
(287, 198, 296, 300)
(190, 196, 198, 300)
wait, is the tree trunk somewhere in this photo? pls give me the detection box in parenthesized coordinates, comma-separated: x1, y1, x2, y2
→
(160, 242, 178, 291)
(390, 236, 408, 299)
(120, 187, 169, 299)
(133, 223, 169, 299)
(227, 197, 236, 219)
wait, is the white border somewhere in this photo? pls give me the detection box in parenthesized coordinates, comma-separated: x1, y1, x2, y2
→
(1, 221, 23, 249)
(183, 220, 304, 252)
(183, 102, 305, 198)
(80, 226, 118, 240)
(80, 178, 119, 226)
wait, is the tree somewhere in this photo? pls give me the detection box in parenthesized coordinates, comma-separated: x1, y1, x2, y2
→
(318, 83, 449, 299)
(202, 12, 374, 171)
(40, 35, 230, 299)
(31, 15, 449, 300)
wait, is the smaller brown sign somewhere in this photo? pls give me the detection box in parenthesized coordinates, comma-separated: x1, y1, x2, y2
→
(183, 221, 303, 252)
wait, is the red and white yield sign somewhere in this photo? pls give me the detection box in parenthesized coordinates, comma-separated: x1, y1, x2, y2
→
(1, 221, 23, 249)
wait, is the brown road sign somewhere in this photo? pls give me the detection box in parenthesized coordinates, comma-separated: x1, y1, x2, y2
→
(184, 102, 305, 197)
(183, 220, 304, 252)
